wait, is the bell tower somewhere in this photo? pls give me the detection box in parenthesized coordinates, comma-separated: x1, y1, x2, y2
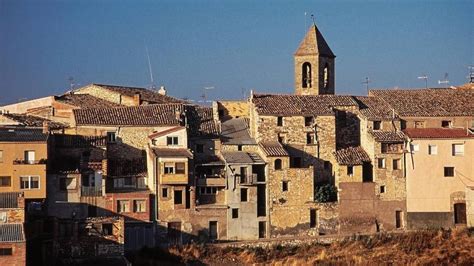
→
(294, 24, 335, 95)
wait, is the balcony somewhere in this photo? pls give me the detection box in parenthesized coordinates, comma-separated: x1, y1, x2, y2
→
(160, 174, 188, 185)
(240, 173, 258, 186)
(196, 175, 226, 187)
(81, 186, 103, 197)
(13, 159, 47, 165)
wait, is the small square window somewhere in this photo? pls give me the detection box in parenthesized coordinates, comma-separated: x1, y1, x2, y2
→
(378, 158, 386, 169)
(373, 121, 382, 130)
(277, 117, 283, 127)
(411, 144, 419, 152)
(133, 200, 146, 213)
(428, 145, 437, 155)
(0, 176, 11, 187)
(380, 185, 385, 193)
(282, 181, 288, 192)
(117, 200, 129, 213)
(347, 166, 353, 176)
(240, 188, 248, 202)
(237, 145, 243, 151)
(174, 190, 183, 204)
(175, 162, 186, 174)
(102, 223, 113, 235)
(452, 144, 464, 156)
(305, 116, 313, 127)
(393, 159, 400, 170)
(444, 167, 454, 177)
(441, 120, 451, 128)
(232, 208, 239, 219)
(107, 132, 116, 143)
(167, 136, 179, 146)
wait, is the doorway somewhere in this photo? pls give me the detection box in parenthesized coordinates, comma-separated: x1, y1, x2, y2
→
(209, 221, 218, 240)
(395, 210, 403, 229)
(167, 222, 182, 246)
(454, 203, 467, 224)
(258, 221, 266, 239)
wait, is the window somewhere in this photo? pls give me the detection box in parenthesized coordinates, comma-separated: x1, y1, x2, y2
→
(377, 158, 386, 169)
(347, 166, 353, 176)
(428, 145, 437, 155)
(237, 145, 243, 151)
(274, 159, 282, 170)
(164, 163, 175, 174)
(0, 150, 3, 163)
(174, 190, 183, 204)
(20, 176, 39, 189)
(441, 120, 451, 128)
(162, 187, 168, 198)
(240, 167, 247, 183)
(310, 209, 317, 228)
(199, 187, 218, 195)
(0, 248, 13, 256)
(290, 157, 301, 168)
(133, 200, 146, 212)
(452, 144, 464, 156)
(107, 132, 116, 143)
(102, 223, 113, 235)
(0, 176, 11, 187)
(444, 167, 455, 177)
(117, 200, 129, 213)
(380, 185, 385, 193)
(305, 116, 313, 127)
(400, 120, 407, 130)
(373, 121, 382, 130)
(240, 188, 248, 202)
(277, 116, 284, 127)
(196, 144, 204, 153)
(175, 162, 186, 174)
(302, 62, 312, 88)
(59, 177, 76, 190)
(167, 136, 179, 146)
(414, 121, 425, 128)
(232, 208, 239, 219)
(393, 159, 400, 170)
(382, 143, 402, 153)
(410, 144, 419, 152)
(282, 181, 288, 192)
(24, 150, 35, 164)
(277, 134, 285, 143)
(306, 133, 315, 144)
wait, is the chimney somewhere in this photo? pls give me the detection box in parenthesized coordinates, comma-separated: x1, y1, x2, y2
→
(158, 86, 167, 96)
(133, 92, 141, 106)
(42, 121, 50, 134)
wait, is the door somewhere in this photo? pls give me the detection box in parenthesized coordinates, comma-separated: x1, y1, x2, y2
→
(395, 210, 403, 229)
(454, 203, 467, 224)
(362, 162, 373, 182)
(167, 222, 182, 246)
(209, 221, 218, 240)
(258, 221, 266, 239)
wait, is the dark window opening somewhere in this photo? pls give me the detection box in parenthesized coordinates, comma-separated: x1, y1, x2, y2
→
(282, 181, 288, 192)
(454, 203, 467, 224)
(240, 188, 248, 202)
(441, 120, 451, 128)
(305, 116, 313, 127)
(257, 184, 266, 217)
(232, 208, 239, 219)
(302, 62, 312, 88)
(209, 221, 218, 240)
(373, 121, 382, 130)
(0, 248, 13, 256)
(162, 187, 168, 198)
(310, 209, 317, 228)
(258, 221, 266, 238)
(400, 120, 407, 130)
(107, 132, 116, 143)
(240, 167, 247, 183)
(347, 165, 353, 176)
(395, 210, 402, 229)
(274, 159, 282, 170)
(277, 116, 283, 127)
(380, 185, 385, 193)
(185, 187, 191, 209)
(174, 190, 183, 204)
(306, 133, 314, 144)
(102, 223, 113, 235)
(277, 134, 285, 143)
(237, 145, 243, 151)
(290, 157, 302, 168)
(444, 167, 454, 177)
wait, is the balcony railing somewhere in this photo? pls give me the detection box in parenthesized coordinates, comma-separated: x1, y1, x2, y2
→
(81, 186, 103, 197)
(13, 159, 47, 165)
(196, 175, 226, 186)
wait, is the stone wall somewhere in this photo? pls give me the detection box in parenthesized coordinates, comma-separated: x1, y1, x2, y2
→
(335, 106, 360, 149)
(75, 84, 123, 105)
(401, 116, 473, 129)
(105, 191, 152, 222)
(0, 242, 26, 266)
(215, 100, 249, 121)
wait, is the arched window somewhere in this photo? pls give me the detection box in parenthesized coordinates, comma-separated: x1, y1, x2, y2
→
(323, 63, 329, 89)
(302, 62, 312, 88)
(274, 159, 282, 170)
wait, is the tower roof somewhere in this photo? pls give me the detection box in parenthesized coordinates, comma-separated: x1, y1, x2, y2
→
(294, 24, 335, 57)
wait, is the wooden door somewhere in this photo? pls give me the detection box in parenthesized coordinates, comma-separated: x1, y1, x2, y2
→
(454, 203, 467, 224)
(209, 221, 218, 240)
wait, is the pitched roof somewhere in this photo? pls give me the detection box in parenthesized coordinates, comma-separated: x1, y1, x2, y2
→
(55, 93, 123, 109)
(151, 148, 193, 158)
(334, 146, 371, 165)
(370, 131, 406, 142)
(188, 106, 220, 137)
(403, 128, 474, 139)
(74, 103, 183, 126)
(221, 151, 265, 164)
(370, 88, 474, 117)
(1, 113, 67, 129)
(0, 128, 48, 142)
(221, 118, 256, 145)
(295, 24, 335, 57)
(148, 126, 185, 139)
(354, 96, 397, 121)
(0, 224, 25, 243)
(259, 141, 289, 157)
(252, 93, 356, 116)
(92, 83, 186, 104)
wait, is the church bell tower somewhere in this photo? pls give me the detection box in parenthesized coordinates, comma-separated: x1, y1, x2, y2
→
(294, 23, 335, 95)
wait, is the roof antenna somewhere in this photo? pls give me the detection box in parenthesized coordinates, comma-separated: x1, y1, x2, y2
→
(438, 72, 449, 88)
(468, 66, 474, 84)
(311, 14, 316, 26)
(362, 77, 371, 95)
(144, 40, 156, 90)
(417, 74, 428, 89)
(68, 76, 75, 90)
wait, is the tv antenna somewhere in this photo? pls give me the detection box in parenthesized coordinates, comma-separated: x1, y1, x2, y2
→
(468, 66, 474, 83)
(438, 72, 449, 87)
(144, 41, 156, 90)
(362, 77, 371, 94)
(68, 77, 75, 90)
(417, 74, 428, 89)
(199, 86, 214, 104)
(311, 14, 316, 26)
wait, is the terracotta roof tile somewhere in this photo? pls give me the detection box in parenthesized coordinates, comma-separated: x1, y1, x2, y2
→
(403, 128, 474, 139)
(93, 83, 186, 104)
(148, 126, 185, 139)
(55, 93, 123, 109)
(370, 131, 406, 142)
(259, 141, 289, 157)
(354, 96, 397, 120)
(151, 148, 193, 158)
(370, 88, 474, 117)
(1, 113, 67, 129)
(334, 146, 371, 165)
(252, 93, 356, 116)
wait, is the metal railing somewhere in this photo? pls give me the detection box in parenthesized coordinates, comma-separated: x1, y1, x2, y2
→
(0, 192, 20, 208)
(13, 159, 47, 165)
(81, 186, 103, 197)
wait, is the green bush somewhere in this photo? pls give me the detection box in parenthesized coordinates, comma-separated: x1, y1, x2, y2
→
(315, 184, 337, 202)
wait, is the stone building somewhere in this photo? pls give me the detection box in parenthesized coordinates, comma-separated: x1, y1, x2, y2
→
(0, 192, 26, 266)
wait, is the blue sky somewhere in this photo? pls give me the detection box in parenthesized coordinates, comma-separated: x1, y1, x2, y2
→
(0, 0, 472, 104)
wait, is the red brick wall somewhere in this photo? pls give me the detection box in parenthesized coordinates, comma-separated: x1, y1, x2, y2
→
(105, 191, 152, 222)
(0, 242, 26, 266)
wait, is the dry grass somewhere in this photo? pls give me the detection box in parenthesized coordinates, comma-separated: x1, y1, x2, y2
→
(128, 228, 474, 265)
